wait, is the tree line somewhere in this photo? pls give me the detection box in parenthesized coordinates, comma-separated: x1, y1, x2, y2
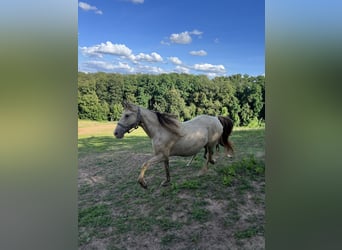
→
(78, 72, 265, 127)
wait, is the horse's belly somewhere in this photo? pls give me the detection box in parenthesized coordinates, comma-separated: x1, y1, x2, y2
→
(170, 131, 207, 156)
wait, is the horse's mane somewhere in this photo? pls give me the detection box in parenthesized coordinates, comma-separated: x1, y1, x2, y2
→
(154, 111, 181, 136)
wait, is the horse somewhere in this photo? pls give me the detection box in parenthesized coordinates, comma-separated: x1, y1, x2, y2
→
(114, 102, 234, 189)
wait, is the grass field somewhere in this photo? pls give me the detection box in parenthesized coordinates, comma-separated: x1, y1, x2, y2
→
(78, 120, 265, 249)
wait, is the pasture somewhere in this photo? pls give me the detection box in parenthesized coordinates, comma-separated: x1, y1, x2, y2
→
(78, 120, 265, 249)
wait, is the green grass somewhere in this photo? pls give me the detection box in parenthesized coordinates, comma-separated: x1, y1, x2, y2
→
(78, 120, 265, 249)
(161, 234, 177, 245)
(181, 179, 200, 189)
(234, 225, 264, 239)
(79, 204, 113, 227)
(218, 155, 265, 191)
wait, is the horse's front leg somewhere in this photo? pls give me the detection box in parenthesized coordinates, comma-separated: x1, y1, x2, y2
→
(138, 153, 165, 189)
(161, 159, 171, 187)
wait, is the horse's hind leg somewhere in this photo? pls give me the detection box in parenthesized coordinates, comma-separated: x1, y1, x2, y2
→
(199, 146, 214, 175)
(207, 146, 216, 164)
(203, 147, 208, 159)
(161, 159, 171, 187)
(186, 154, 196, 167)
(203, 146, 215, 164)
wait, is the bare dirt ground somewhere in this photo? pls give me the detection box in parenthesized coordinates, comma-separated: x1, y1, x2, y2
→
(78, 128, 265, 249)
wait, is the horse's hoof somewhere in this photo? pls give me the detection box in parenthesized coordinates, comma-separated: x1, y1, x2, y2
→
(138, 178, 148, 189)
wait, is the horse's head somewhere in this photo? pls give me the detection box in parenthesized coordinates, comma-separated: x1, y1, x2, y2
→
(114, 102, 141, 139)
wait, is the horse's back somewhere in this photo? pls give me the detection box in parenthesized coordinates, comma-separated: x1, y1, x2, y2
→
(191, 114, 221, 128)
(183, 114, 219, 126)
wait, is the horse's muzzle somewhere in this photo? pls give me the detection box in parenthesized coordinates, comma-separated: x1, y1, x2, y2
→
(114, 130, 124, 139)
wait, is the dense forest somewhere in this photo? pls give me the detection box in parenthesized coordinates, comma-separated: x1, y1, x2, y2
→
(78, 72, 265, 127)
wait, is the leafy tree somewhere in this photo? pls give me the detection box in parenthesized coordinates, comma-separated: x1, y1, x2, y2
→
(78, 92, 109, 120)
(111, 103, 124, 121)
(77, 72, 265, 126)
(240, 103, 254, 126)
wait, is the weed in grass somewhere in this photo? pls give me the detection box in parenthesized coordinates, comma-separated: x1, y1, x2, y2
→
(134, 217, 154, 233)
(223, 175, 233, 186)
(223, 209, 240, 227)
(253, 196, 264, 205)
(237, 179, 252, 194)
(161, 234, 176, 245)
(218, 155, 264, 193)
(79, 184, 92, 195)
(113, 216, 132, 234)
(157, 218, 182, 231)
(79, 204, 113, 227)
(223, 200, 240, 227)
(171, 182, 180, 195)
(191, 232, 201, 244)
(107, 245, 122, 250)
(191, 207, 210, 222)
(234, 225, 263, 239)
(194, 200, 209, 206)
(78, 228, 93, 245)
(181, 179, 200, 189)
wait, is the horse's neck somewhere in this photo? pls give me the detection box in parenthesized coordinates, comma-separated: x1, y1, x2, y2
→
(139, 108, 161, 139)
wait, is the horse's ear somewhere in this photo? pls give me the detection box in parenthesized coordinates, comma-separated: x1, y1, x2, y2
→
(123, 100, 134, 110)
(123, 100, 129, 109)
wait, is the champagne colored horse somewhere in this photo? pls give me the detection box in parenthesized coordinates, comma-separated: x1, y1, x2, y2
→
(114, 102, 233, 189)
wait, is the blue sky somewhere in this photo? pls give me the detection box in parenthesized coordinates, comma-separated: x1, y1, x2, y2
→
(78, 0, 264, 77)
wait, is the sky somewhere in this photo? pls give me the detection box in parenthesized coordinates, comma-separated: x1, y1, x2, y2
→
(78, 0, 264, 77)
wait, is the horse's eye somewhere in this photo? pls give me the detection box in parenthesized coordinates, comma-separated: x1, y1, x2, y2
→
(125, 114, 130, 118)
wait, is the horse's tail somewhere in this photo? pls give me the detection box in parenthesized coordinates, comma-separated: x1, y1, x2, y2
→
(217, 116, 234, 155)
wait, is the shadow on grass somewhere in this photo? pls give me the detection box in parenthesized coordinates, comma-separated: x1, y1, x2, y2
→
(78, 128, 265, 158)
(78, 135, 151, 155)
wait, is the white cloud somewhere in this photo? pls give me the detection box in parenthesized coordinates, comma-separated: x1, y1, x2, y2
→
(189, 50, 207, 56)
(168, 57, 182, 65)
(78, 2, 95, 11)
(84, 60, 133, 72)
(160, 40, 170, 46)
(134, 52, 163, 62)
(193, 63, 226, 74)
(174, 65, 190, 74)
(170, 32, 192, 44)
(127, 0, 144, 3)
(206, 73, 221, 78)
(167, 29, 203, 45)
(79, 2, 103, 15)
(190, 29, 203, 36)
(136, 65, 165, 74)
(81, 42, 163, 64)
(81, 42, 132, 58)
